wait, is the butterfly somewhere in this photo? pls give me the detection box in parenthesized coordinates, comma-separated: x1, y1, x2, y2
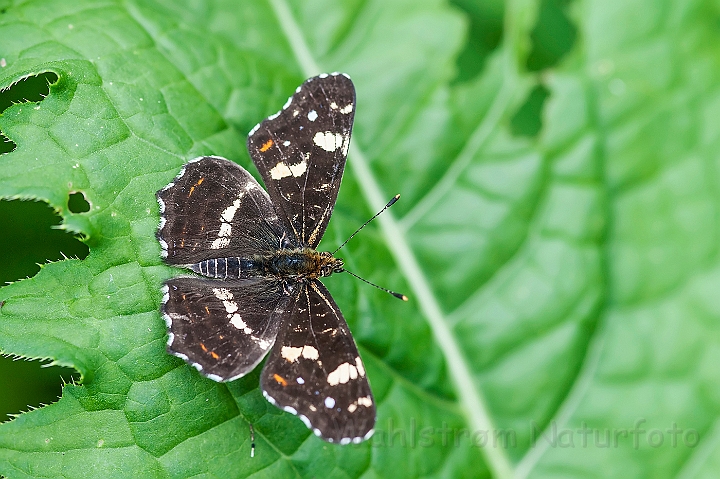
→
(156, 73, 375, 444)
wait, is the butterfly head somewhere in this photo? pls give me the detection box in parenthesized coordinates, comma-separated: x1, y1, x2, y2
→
(318, 251, 344, 277)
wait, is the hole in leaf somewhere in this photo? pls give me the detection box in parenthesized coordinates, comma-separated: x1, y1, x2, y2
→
(526, 0, 577, 71)
(0, 72, 58, 155)
(510, 84, 550, 138)
(0, 199, 89, 285)
(0, 71, 58, 113)
(68, 192, 90, 213)
(450, 0, 504, 83)
(0, 132, 14, 155)
(0, 356, 79, 423)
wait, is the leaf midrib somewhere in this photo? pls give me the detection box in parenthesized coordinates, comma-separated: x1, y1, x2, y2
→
(267, 0, 515, 477)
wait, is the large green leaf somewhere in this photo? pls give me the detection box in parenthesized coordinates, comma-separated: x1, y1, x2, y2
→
(1, 0, 718, 478)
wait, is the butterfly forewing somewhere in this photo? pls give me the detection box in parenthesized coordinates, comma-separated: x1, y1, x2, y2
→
(261, 281, 375, 443)
(163, 277, 292, 381)
(247, 74, 355, 248)
(157, 156, 290, 265)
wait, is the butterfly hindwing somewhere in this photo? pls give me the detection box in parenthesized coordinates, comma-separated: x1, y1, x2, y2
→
(163, 277, 292, 381)
(260, 280, 375, 443)
(247, 73, 356, 248)
(157, 156, 290, 265)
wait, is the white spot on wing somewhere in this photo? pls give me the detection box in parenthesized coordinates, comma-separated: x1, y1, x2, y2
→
(223, 300, 238, 315)
(281, 346, 303, 362)
(355, 357, 366, 377)
(230, 314, 247, 330)
(339, 103, 353, 114)
(324, 397, 335, 408)
(313, 131, 345, 152)
(218, 222, 232, 237)
(270, 162, 292, 180)
(270, 160, 307, 179)
(308, 110, 318, 121)
(289, 160, 307, 177)
(282, 345, 319, 362)
(327, 362, 358, 386)
(221, 198, 242, 222)
(213, 288, 233, 301)
(210, 236, 229, 249)
(301, 345, 319, 360)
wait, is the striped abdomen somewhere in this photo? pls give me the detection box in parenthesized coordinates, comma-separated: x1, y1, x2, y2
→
(188, 257, 260, 279)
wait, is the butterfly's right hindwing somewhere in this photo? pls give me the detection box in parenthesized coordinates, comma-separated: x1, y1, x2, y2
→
(163, 277, 291, 381)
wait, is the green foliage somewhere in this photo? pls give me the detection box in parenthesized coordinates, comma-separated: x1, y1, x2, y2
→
(1, 0, 719, 478)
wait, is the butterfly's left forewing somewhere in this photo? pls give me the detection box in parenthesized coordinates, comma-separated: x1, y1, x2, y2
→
(260, 280, 375, 443)
(247, 73, 355, 247)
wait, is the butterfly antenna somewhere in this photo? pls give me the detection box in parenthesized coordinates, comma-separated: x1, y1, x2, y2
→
(332, 194, 400, 255)
(343, 269, 408, 301)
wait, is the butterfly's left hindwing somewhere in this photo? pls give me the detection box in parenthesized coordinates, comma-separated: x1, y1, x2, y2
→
(157, 156, 289, 265)
(260, 281, 375, 444)
(247, 73, 356, 248)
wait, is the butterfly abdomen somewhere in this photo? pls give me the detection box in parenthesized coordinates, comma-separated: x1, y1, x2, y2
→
(188, 249, 342, 280)
(188, 257, 259, 279)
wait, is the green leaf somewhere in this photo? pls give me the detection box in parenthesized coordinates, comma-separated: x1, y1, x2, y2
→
(1, 0, 719, 478)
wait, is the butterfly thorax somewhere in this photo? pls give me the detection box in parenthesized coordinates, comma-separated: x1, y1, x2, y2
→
(258, 248, 344, 279)
(188, 248, 344, 281)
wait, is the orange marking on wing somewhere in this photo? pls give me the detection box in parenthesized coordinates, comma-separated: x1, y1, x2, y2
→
(188, 178, 204, 197)
(200, 343, 208, 352)
(210, 351, 220, 360)
(205, 306, 210, 314)
(273, 374, 288, 387)
(260, 139, 273, 152)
